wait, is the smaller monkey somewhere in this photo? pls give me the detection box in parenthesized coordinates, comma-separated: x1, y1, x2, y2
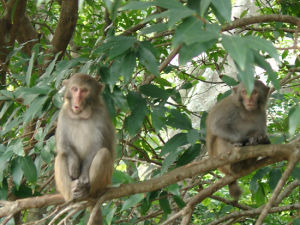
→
(55, 73, 115, 203)
(206, 80, 270, 200)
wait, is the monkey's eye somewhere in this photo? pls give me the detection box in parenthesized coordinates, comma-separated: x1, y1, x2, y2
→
(71, 86, 78, 92)
(241, 89, 247, 95)
(81, 88, 89, 94)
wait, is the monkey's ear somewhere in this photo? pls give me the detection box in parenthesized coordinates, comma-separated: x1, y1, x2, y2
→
(98, 82, 105, 94)
(63, 79, 69, 87)
(233, 86, 238, 93)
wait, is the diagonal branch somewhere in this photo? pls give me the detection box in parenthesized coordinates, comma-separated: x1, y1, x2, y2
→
(255, 150, 300, 225)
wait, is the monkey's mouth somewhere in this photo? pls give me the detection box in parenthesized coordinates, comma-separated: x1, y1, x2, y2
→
(72, 105, 82, 113)
(245, 104, 256, 110)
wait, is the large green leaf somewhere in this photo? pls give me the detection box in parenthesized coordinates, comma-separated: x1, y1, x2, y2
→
(121, 52, 136, 83)
(289, 105, 300, 135)
(200, 0, 212, 16)
(159, 191, 171, 214)
(166, 109, 192, 130)
(125, 92, 147, 136)
(120, 1, 153, 10)
(179, 39, 216, 65)
(245, 36, 280, 63)
(109, 36, 136, 59)
(121, 194, 144, 211)
(140, 23, 169, 35)
(268, 168, 282, 190)
(176, 144, 201, 167)
(211, 0, 231, 23)
(12, 158, 23, 188)
(138, 43, 159, 76)
(26, 52, 35, 87)
(20, 156, 37, 183)
(161, 133, 188, 155)
(139, 84, 169, 99)
(222, 35, 248, 71)
(253, 51, 280, 90)
(174, 17, 219, 46)
(161, 147, 182, 173)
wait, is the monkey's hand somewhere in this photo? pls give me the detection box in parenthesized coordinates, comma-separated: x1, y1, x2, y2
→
(246, 134, 270, 146)
(71, 179, 89, 200)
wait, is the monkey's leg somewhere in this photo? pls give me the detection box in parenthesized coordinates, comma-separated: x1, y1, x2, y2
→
(89, 147, 113, 196)
(54, 154, 72, 201)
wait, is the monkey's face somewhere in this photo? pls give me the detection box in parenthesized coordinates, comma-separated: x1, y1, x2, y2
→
(69, 85, 90, 114)
(240, 88, 259, 111)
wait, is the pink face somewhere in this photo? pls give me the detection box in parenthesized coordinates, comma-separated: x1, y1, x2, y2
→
(70, 85, 89, 114)
(241, 88, 259, 111)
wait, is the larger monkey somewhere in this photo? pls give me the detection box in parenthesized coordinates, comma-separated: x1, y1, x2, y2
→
(206, 80, 270, 200)
(55, 73, 115, 204)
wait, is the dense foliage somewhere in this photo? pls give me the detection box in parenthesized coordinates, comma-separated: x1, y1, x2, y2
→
(0, 0, 299, 224)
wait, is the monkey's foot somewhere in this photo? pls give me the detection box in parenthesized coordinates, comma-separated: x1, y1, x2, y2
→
(71, 179, 89, 200)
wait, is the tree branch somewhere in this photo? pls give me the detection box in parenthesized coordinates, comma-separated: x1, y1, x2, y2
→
(222, 14, 300, 32)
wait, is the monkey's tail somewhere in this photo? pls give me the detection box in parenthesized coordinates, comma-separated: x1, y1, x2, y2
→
(228, 181, 242, 200)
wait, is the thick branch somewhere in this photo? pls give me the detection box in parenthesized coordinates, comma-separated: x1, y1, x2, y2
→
(0, 141, 298, 219)
(50, 0, 78, 58)
(222, 14, 300, 32)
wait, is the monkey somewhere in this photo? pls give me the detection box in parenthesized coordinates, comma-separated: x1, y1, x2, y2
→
(206, 80, 270, 200)
(54, 73, 115, 203)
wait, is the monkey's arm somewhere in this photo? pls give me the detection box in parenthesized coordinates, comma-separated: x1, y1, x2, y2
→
(209, 109, 247, 144)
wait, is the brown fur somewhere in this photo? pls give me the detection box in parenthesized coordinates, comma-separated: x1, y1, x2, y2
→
(55, 73, 115, 203)
(206, 80, 270, 200)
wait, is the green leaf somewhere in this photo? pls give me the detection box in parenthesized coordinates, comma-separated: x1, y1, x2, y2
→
(176, 144, 201, 167)
(112, 170, 134, 184)
(222, 35, 248, 71)
(0, 90, 14, 101)
(140, 84, 169, 99)
(140, 23, 169, 35)
(42, 52, 61, 78)
(250, 167, 270, 194)
(109, 36, 136, 59)
(237, 57, 255, 94)
(291, 166, 300, 181)
(12, 158, 23, 188)
(253, 182, 266, 205)
(200, 0, 212, 16)
(293, 218, 300, 225)
(26, 52, 35, 87)
(173, 195, 186, 208)
(10, 140, 25, 157)
(161, 147, 181, 173)
(138, 44, 159, 76)
(244, 36, 280, 63)
(252, 51, 280, 89)
(125, 92, 147, 136)
(174, 17, 219, 46)
(121, 52, 136, 83)
(105, 207, 116, 225)
(268, 168, 282, 190)
(166, 109, 192, 130)
(154, 0, 186, 9)
(167, 8, 195, 28)
(152, 105, 167, 132)
(120, 1, 153, 10)
(221, 75, 238, 86)
(187, 129, 199, 145)
(179, 39, 216, 65)
(289, 105, 300, 135)
(20, 156, 37, 183)
(23, 96, 48, 122)
(159, 191, 171, 214)
(161, 133, 188, 155)
(211, 0, 231, 23)
(121, 194, 144, 211)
